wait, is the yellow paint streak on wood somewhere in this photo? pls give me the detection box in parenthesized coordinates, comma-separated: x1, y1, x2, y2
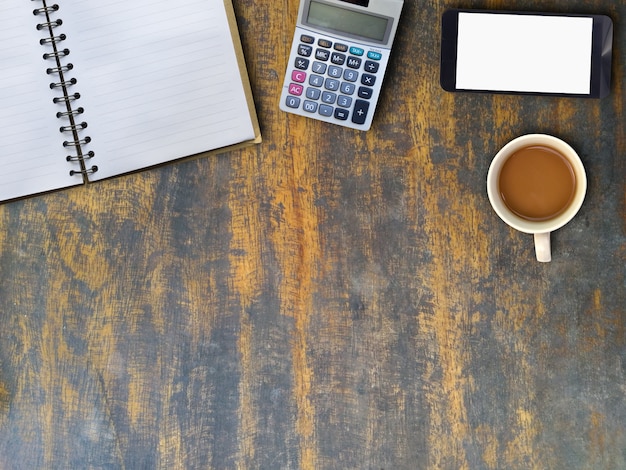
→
(409, 68, 474, 467)
(269, 116, 320, 470)
(228, 151, 265, 468)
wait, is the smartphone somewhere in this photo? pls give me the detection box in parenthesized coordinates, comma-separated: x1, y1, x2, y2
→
(440, 9, 613, 98)
(279, 0, 404, 131)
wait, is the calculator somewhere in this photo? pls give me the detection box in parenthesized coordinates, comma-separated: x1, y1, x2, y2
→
(280, 0, 404, 131)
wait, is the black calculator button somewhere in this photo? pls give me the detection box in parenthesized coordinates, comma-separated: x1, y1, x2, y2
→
(300, 35, 315, 44)
(334, 43, 349, 52)
(294, 58, 310, 70)
(334, 108, 349, 121)
(361, 74, 376, 86)
(357, 86, 373, 99)
(352, 100, 369, 125)
(315, 49, 330, 61)
(298, 44, 312, 57)
(346, 57, 362, 69)
(364, 60, 380, 73)
(331, 53, 346, 65)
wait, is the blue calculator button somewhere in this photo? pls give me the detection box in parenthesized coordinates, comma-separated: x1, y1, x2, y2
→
(349, 46, 364, 56)
(303, 100, 318, 113)
(285, 96, 301, 109)
(319, 104, 334, 117)
(367, 51, 382, 60)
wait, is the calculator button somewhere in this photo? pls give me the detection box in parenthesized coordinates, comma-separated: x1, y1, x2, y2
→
(346, 57, 362, 69)
(357, 86, 373, 99)
(361, 73, 376, 86)
(319, 105, 333, 117)
(337, 96, 352, 108)
(306, 87, 321, 100)
(315, 49, 330, 61)
(367, 51, 383, 60)
(328, 66, 343, 78)
(343, 69, 359, 82)
(298, 44, 312, 57)
(300, 35, 315, 44)
(312, 62, 327, 74)
(364, 60, 379, 73)
(334, 108, 349, 121)
(334, 43, 348, 52)
(352, 100, 370, 124)
(309, 75, 324, 87)
(322, 91, 337, 104)
(318, 39, 332, 48)
(285, 96, 301, 108)
(349, 46, 364, 56)
(340, 82, 356, 95)
(288, 83, 303, 96)
(291, 70, 307, 83)
(331, 53, 346, 65)
(324, 78, 340, 91)
(303, 100, 318, 113)
(294, 58, 310, 70)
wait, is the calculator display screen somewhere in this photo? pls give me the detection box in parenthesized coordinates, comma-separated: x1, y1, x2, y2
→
(306, 1, 389, 42)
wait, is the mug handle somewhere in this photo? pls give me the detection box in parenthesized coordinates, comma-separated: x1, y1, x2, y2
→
(534, 232, 551, 262)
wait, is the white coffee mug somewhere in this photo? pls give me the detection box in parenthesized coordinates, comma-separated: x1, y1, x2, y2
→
(487, 134, 587, 262)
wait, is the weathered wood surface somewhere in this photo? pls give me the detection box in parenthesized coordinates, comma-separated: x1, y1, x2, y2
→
(0, 1, 624, 468)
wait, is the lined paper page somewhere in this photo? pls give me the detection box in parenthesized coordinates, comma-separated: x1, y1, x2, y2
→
(0, 6, 80, 202)
(59, 0, 257, 181)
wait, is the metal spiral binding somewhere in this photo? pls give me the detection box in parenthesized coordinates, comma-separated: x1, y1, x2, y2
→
(34, 0, 97, 179)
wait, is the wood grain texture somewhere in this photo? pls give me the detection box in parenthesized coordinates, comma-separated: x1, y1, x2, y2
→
(0, 0, 625, 469)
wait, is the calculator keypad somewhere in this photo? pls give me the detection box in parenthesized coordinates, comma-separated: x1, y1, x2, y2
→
(280, 28, 390, 131)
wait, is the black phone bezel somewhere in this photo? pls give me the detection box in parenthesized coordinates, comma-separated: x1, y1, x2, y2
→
(440, 9, 613, 98)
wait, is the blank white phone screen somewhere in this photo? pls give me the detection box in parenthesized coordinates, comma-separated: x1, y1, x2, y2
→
(455, 13, 593, 94)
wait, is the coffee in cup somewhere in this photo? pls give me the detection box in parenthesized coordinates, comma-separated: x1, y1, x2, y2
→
(487, 134, 587, 262)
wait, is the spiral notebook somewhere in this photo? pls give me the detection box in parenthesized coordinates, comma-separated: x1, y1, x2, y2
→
(0, 0, 261, 203)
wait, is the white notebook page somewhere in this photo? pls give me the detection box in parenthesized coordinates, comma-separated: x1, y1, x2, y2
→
(59, 0, 257, 181)
(0, 6, 80, 202)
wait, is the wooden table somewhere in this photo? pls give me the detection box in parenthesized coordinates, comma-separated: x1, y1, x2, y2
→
(1, 1, 624, 468)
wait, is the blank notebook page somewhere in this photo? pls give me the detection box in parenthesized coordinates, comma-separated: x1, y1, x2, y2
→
(60, 0, 257, 181)
(0, 6, 80, 202)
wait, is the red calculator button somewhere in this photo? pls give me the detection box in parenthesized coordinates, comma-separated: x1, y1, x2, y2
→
(289, 83, 304, 96)
(291, 70, 307, 83)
